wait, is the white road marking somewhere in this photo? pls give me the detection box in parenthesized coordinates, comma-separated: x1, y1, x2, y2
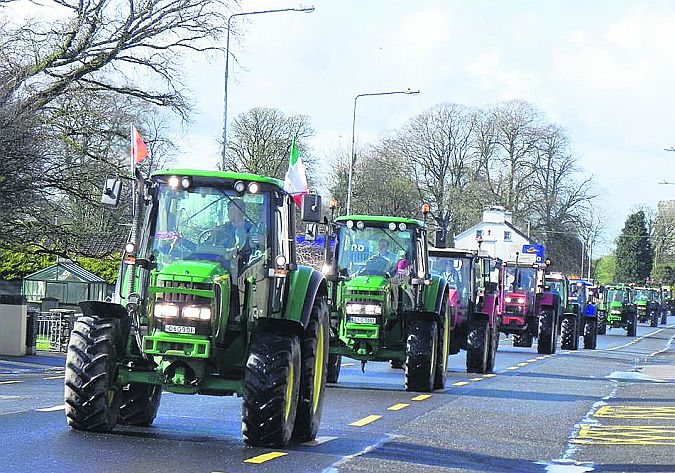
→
(302, 436, 338, 446)
(36, 405, 66, 412)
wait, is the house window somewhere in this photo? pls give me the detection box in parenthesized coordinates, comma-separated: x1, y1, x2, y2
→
(476, 230, 483, 238)
(504, 231, 512, 241)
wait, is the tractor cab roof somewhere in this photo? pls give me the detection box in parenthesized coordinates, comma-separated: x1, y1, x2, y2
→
(427, 247, 495, 260)
(334, 215, 424, 228)
(152, 169, 284, 188)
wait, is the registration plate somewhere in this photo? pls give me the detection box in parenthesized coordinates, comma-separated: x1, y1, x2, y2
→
(164, 324, 196, 335)
(349, 316, 377, 324)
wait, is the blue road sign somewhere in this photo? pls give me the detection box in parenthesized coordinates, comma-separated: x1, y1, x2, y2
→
(522, 244, 545, 263)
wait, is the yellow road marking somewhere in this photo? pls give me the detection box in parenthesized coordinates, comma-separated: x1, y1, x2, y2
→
(507, 366, 519, 370)
(0, 380, 21, 385)
(527, 358, 538, 362)
(387, 403, 409, 411)
(595, 406, 675, 420)
(483, 374, 496, 378)
(470, 377, 483, 382)
(411, 394, 431, 401)
(350, 415, 382, 427)
(573, 425, 675, 445)
(453, 381, 470, 386)
(518, 362, 529, 367)
(43, 375, 65, 380)
(243, 452, 288, 464)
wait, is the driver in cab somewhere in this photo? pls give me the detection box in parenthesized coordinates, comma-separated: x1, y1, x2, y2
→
(360, 239, 397, 276)
(207, 199, 252, 251)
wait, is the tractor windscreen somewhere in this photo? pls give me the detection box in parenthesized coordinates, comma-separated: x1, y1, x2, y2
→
(336, 225, 413, 278)
(546, 279, 566, 295)
(429, 256, 471, 308)
(634, 289, 650, 301)
(607, 289, 630, 303)
(505, 266, 537, 294)
(148, 185, 269, 277)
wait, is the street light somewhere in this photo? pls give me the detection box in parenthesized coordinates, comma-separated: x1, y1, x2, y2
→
(346, 88, 420, 215)
(221, 5, 315, 169)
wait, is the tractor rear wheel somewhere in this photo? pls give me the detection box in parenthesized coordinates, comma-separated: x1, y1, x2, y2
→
(537, 309, 556, 355)
(560, 317, 578, 350)
(390, 359, 404, 369)
(405, 319, 437, 392)
(293, 298, 330, 442)
(327, 354, 341, 383)
(650, 311, 658, 327)
(627, 314, 637, 337)
(242, 332, 301, 447)
(583, 319, 597, 350)
(485, 324, 498, 373)
(433, 308, 450, 390)
(118, 384, 162, 426)
(513, 332, 533, 348)
(466, 318, 489, 373)
(64, 316, 121, 433)
(597, 312, 607, 335)
(661, 311, 668, 325)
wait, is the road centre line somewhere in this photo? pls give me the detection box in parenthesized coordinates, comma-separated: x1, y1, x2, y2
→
(483, 374, 496, 378)
(350, 415, 382, 427)
(36, 405, 65, 412)
(506, 366, 519, 370)
(387, 403, 409, 411)
(469, 377, 482, 382)
(43, 375, 64, 380)
(411, 394, 431, 401)
(243, 452, 288, 464)
(518, 362, 529, 367)
(0, 380, 21, 385)
(452, 381, 470, 387)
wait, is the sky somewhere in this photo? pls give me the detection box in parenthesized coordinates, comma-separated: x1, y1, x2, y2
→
(12, 0, 675, 255)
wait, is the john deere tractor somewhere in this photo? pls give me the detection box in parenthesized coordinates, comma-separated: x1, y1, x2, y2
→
(605, 284, 637, 336)
(323, 212, 451, 391)
(428, 248, 503, 373)
(634, 286, 659, 327)
(64, 169, 329, 447)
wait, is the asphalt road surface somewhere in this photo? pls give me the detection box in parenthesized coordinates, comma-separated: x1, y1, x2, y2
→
(1, 320, 674, 473)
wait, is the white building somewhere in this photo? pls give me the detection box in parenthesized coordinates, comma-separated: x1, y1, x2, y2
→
(453, 206, 535, 261)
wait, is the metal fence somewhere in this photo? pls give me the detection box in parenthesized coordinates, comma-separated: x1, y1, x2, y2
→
(34, 310, 79, 353)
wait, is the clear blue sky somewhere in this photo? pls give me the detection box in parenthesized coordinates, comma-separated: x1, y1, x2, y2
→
(172, 0, 675, 255)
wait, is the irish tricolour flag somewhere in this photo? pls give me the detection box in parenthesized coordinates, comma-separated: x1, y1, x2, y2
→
(283, 138, 309, 206)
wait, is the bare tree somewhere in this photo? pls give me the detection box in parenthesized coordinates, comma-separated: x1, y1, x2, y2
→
(225, 107, 315, 181)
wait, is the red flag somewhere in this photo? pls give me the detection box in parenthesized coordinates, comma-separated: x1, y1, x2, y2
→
(131, 125, 149, 165)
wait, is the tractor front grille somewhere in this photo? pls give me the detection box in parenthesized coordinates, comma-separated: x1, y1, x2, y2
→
(156, 280, 212, 305)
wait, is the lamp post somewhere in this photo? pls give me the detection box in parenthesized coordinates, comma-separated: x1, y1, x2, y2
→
(345, 88, 420, 215)
(221, 5, 315, 169)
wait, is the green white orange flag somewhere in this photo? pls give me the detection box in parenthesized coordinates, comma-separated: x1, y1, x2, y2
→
(283, 138, 309, 205)
(130, 125, 149, 171)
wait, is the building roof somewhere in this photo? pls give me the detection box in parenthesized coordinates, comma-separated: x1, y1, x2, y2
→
(24, 262, 106, 283)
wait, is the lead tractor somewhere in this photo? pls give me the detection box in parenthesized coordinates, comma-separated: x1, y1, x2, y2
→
(322, 210, 452, 391)
(499, 254, 559, 355)
(427, 247, 503, 373)
(64, 169, 329, 447)
(604, 284, 638, 337)
(634, 286, 659, 327)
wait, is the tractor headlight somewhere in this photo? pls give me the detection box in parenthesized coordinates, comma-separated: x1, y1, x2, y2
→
(345, 303, 382, 315)
(155, 303, 179, 318)
(505, 297, 512, 303)
(182, 305, 212, 320)
(517, 298, 526, 304)
(610, 310, 621, 315)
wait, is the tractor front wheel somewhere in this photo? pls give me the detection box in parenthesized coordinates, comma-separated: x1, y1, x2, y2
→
(293, 298, 330, 442)
(64, 316, 121, 432)
(650, 311, 658, 328)
(466, 318, 489, 373)
(537, 309, 556, 355)
(433, 309, 450, 390)
(118, 383, 162, 426)
(327, 354, 341, 383)
(405, 319, 437, 392)
(513, 332, 533, 348)
(560, 317, 578, 350)
(627, 314, 637, 337)
(597, 312, 607, 335)
(242, 332, 301, 447)
(583, 319, 597, 350)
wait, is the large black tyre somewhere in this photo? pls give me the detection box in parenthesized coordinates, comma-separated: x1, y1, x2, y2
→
(537, 309, 556, 355)
(390, 359, 404, 369)
(293, 298, 330, 442)
(405, 319, 437, 392)
(627, 314, 637, 337)
(583, 319, 597, 350)
(433, 307, 450, 390)
(513, 332, 533, 348)
(466, 318, 489, 373)
(118, 384, 162, 426)
(597, 312, 607, 335)
(326, 354, 341, 383)
(64, 316, 121, 432)
(242, 332, 301, 447)
(485, 324, 498, 373)
(560, 317, 578, 350)
(661, 310, 668, 325)
(650, 311, 658, 328)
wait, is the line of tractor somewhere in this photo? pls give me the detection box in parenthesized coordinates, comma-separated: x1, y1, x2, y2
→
(61, 169, 675, 449)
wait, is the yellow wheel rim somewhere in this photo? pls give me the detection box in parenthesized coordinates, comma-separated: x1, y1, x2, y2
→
(284, 359, 294, 422)
(442, 314, 449, 371)
(312, 325, 325, 414)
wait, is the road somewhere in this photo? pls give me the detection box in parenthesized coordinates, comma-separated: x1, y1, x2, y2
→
(1, 320, 674, 473)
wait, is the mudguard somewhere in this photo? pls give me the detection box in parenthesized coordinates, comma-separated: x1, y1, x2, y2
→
(79, 300, 127, 319)
(424, 274, 448, 316)
(285, 265, 327, 328)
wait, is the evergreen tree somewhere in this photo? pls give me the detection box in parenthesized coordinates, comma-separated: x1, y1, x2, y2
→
(615, 211, 653, 283)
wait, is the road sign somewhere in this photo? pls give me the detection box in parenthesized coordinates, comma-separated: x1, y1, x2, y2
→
(522, 244, 545, 263)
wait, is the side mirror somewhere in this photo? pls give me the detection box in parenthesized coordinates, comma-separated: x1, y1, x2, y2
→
(101, 177, 122, 207)
(301, 193, 322, 222)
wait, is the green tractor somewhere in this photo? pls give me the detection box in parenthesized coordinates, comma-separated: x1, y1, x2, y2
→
(323, 212, 451, 391)
(596, 286, 608, 335)
(605, 284, 638, 336)
(64, 169, 329, 447)
(634, 286, 659, 327)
